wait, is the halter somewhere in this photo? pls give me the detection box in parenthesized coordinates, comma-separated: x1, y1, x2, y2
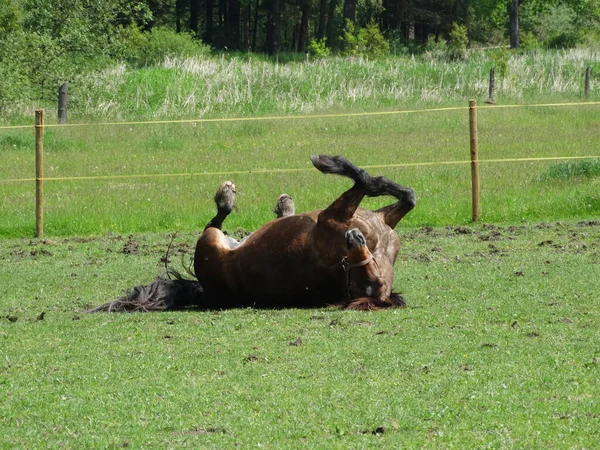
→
(341, 253, 373, 272)
(341, 253, 380, 300)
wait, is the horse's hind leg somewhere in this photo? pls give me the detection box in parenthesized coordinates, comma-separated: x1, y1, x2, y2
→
(310, 155, 416, 227)
(370, 176, 416, 228)
(204, 181, 236, 230)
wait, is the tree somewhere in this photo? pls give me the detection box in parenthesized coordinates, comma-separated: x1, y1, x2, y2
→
(509, 0, 519, 48)
(266, 0, 280, 54)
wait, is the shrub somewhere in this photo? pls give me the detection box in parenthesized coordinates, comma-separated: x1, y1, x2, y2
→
(342, 20, 390, 58)
(308, 38, 331, 58)
(520, 31, 540, 51)
(423, 36, 447, 62)
(447, 22, 469, 60)
(124, 27, 212, 67)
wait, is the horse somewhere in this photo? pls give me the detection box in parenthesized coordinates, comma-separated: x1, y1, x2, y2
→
(89, 155, 415, 312)
(193, 154, 416, 310)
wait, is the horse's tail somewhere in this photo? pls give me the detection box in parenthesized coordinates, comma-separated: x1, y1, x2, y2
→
(87, 270, 204, 313)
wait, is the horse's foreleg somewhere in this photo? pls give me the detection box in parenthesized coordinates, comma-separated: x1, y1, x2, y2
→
(204, 181, 236, 231)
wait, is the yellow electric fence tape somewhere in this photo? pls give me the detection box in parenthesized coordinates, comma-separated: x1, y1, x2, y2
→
(1, 101, 598, 183)
(2, 155, 599, 184)
(1, 101, 599, 130)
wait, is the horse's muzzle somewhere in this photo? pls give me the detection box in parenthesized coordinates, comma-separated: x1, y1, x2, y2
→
(345, 228, 366, 249)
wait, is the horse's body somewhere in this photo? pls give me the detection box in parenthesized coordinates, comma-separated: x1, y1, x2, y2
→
(194, 155, 416, 310)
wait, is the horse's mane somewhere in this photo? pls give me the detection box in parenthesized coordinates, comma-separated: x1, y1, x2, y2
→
(87, 270, 204, 312)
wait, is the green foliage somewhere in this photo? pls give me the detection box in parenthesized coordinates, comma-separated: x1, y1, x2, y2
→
(342, 20, 390, 58)
(308, 38, 331, 59)
(529, 3, 584, 49)
(123, 27, 211, 67)
(489, 47, 510, 77)
(0, 0, 19, 37)
(447, 22, 469, 60)
(519, 31, 541, 51)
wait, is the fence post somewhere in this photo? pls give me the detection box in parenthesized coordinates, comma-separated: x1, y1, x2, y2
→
(35, 109, 44, 238)
(585, 67, 591, 99)
(487, 68, 495, 104)
(469, 100, 480, 222)
(58, 82, 68, 124)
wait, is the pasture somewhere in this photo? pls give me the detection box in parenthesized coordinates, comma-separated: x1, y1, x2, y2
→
(1, 49, 599, 446)
(1, 104, 600, 238)
(1, 221, 599, 447)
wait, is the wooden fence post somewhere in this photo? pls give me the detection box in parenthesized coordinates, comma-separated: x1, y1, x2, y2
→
(469, 100, 480, 222)
(58, 82, 68, 124)
(35, 109, 44, 238)
(487, 68, 495, 104)
(585, 67, 591, 99)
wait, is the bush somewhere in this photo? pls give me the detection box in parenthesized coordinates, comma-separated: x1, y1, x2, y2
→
(342, 21, 390, 58)
(519, 31, 540, 51)
(423, 36, 448, 62)
(124, 27, 212, 67)
(308, 38, 331, 59)
(447, 22, 469, 60)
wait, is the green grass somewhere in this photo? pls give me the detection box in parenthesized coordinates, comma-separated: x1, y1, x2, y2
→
(1, 104, 599, 237)
(1, 221, 599, 447)
(540, 158, 600, 180)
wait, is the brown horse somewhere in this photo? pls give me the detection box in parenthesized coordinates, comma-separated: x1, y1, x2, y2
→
(90, 155, 415, 312)
(193, 154, 416, 310)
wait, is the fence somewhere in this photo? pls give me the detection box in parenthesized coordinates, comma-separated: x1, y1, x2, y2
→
(1, 100, 600, 237)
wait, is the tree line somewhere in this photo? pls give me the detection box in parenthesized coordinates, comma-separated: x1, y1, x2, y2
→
(150, 0, 599, 53)
(0, 0, 598, 108)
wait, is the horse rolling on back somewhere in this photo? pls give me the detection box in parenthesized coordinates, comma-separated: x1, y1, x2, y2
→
(194, 155, 416, 310)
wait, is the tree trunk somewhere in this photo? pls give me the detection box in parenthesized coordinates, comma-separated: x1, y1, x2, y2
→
(190, 0, 200, 36)
(343, 0, 356, 26)
(252, 0, 260, 50)
(297, 0, 310, 52)
(509, 0, 519, 49)
(316, 0, 328, 40)
(227, 0, 241, 49)
(205, 0, 214, 45)
(266, 0, 280, 55)
(176, 0, 185, 33)
(325, 0, 337, 47)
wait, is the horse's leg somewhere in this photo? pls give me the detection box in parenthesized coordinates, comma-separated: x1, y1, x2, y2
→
(204, 181, 236, 230)
(310, 155, 370, 221)
(371, 176, 416, 228)
(310, 155, 416, 227)
(274, 193, 295, 218)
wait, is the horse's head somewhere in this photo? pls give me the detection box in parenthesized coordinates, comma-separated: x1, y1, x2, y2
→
(343, 228, 386, 300)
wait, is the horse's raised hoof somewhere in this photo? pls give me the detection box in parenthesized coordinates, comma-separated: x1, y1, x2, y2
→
(310, 154, 341, 174)
(274, 194, 295, 218)
(214, 181, 236, 214)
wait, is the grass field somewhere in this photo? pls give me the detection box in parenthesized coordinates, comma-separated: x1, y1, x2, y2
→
(1, 221, 599, 447)
(1, 50, 599, 447)
(1, 103, 599, 238)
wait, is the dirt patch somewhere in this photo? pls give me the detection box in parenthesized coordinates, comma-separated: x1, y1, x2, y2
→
(121, 237, 139, 255)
